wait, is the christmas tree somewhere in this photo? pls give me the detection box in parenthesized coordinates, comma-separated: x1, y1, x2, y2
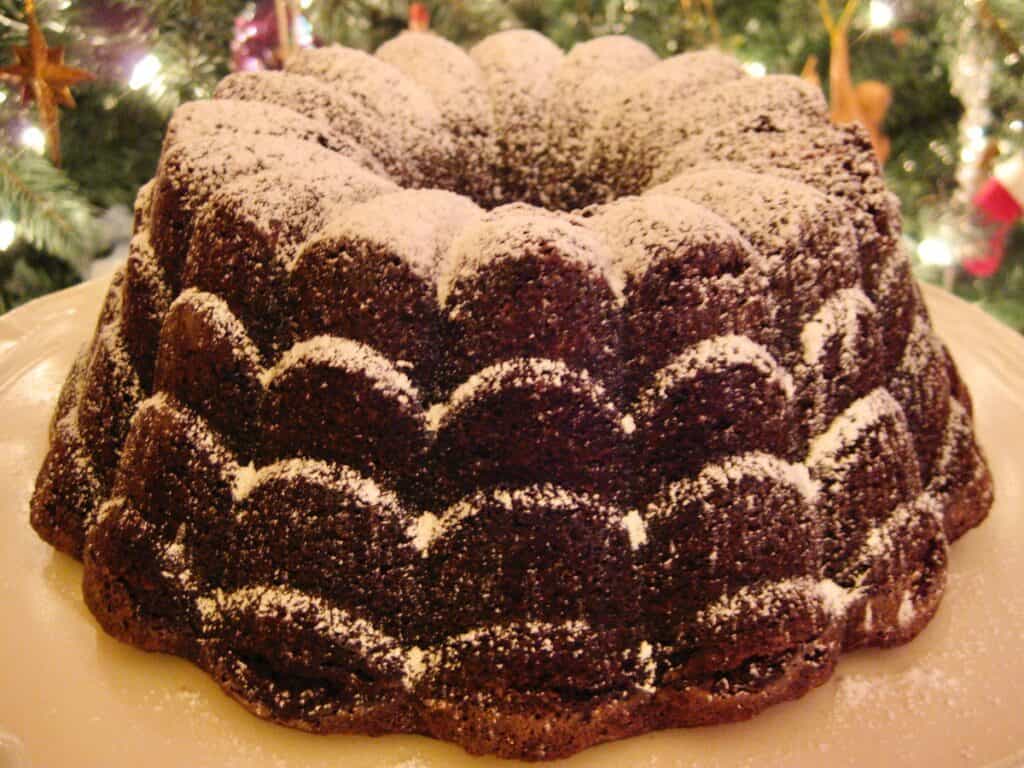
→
(1, 0, 1021, 329)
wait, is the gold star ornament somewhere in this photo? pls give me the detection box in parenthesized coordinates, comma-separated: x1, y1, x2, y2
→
(0, 0, 95, 166)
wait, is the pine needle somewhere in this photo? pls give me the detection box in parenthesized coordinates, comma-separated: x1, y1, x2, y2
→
(0, 149, 101, 274)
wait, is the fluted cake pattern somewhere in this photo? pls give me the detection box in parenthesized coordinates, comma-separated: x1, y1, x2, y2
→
(31, 30, 992, 761)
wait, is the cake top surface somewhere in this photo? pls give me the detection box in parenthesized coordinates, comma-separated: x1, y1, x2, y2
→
(308, 189, 482, 282)
(585, 193, 762, 281)
(376, 31, 492, 122)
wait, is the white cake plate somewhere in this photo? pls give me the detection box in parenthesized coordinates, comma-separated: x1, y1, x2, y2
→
(1, 278, 1022, 768)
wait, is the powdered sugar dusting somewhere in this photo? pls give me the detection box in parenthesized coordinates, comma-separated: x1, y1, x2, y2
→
(635, 640, 657, 693)
(438, 357, 621, 430)
(817, 578, 856, 617)
(51, 406, 102, 511)
(258, 336, 420, 407)
(928, 398, 984, 498)
(206, 585, 406, 665)
(166, 98, 341, 154)
(415, 485, 621, 553)
(656, 118, 899, 248)
(899, 315, 945, 378)
(621, 509, 648, 550)
(654, 452, 818, 511)
(647, 74, 829, 186)
(375, 32, 491, 139)
(171, 289, 262, 366)
(696, 577, 820, 629)
(158, 132, 382, 230)
(898, 590, 917, 627)
(438, 205, 623, 306)
(374, 30, 493, 200)
(133, 393, 236, 480)
(586, 193, 762, 281)
(285, 46, 450, 185)
(858, 496, 942, 567)
(127, 229, 171, 308)
(133, 179, 155, 230)
(638, 335, 794, 414)
(230, 457, 393, 511)
(586, 50, 745, 191)
(403, 646, 431, 687)
(470, 30, 563, 205)
(650, 167, 853, 261)
(647, 454, 817, 527)
(408, 512, 441, 555)
(545, 36, 657, 205)
(444, 619, 592, 650)
(307, 189, 482, 282)
(807, 388, 905, 470)
(232, 462, 259, 503)
(207, 159, 396, 264)
(802, 288, 877, 365)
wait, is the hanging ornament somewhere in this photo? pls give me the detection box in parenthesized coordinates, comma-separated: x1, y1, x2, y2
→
(0, 0, 95, 167)
(947, 0, 1000, 282)
(853, 80, 892, 164)
(808, 0, 893, 164)
(231, 0, 311, 72)
(409, 3, 431, 32)
(961, 154, 1024, 278)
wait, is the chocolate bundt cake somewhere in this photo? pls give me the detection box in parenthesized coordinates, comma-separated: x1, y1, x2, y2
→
(31, 30, 993, 761)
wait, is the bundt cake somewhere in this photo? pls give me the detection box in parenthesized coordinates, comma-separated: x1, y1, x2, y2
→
(30, 29, 993, 761)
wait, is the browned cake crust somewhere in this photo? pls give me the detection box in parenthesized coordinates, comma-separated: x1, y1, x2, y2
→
(31, 31, 992, 761)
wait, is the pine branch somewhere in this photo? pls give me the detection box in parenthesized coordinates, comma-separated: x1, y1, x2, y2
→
(107, 0, 247, 102)
(0, 149, 101, 274)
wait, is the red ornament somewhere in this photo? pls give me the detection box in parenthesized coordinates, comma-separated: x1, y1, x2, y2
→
(962, 155, 1024, 278)
(409, 3, 430, 31)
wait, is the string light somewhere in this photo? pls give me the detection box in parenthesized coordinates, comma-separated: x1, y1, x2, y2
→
(0, 90, 7, 105)
(918, 238, 954, 267)
(743, 61, 767, 78)
(869, 1, 894, 29)
(129, 54, 162, 91)
(1010, 120, 1023, 133)
(0, 219, 15, 251)
(20, 126, 46, 154)
(294, 15, 314, 48)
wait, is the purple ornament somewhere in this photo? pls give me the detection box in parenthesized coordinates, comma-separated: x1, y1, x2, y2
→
(231, 0, 315, 72)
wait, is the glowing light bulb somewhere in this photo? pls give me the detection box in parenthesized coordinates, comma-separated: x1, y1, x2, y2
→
(0, 219, 15, 250)
(869, 1, 894, 29)
(130, 54, 162, 91)
(294, 15, 314, 47)
(1010, 120, 1023, 133)
(20, 126, 46, 154)
(744, 61, 767, 78)
(917, 238, 953, 267)
(0, 90, 7, 104)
